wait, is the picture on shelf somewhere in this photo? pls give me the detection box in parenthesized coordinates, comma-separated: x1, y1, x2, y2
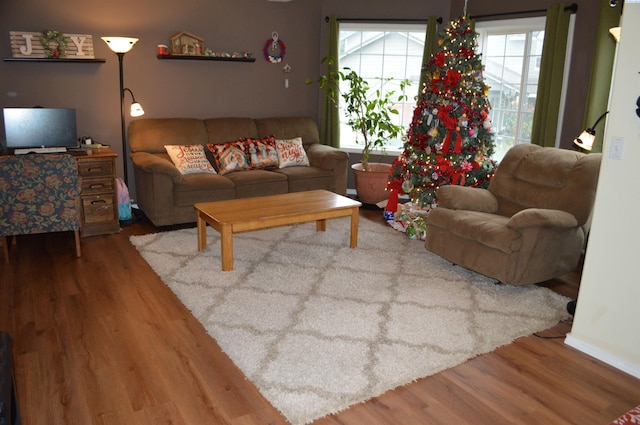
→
(9, 30, 95, 59)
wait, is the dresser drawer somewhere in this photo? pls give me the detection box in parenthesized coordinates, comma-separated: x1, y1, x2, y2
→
(78, 159, 114, 178)
(81, 176, 115, 195)
(81, 194, 116, 224)
(76, 148, 120, 237)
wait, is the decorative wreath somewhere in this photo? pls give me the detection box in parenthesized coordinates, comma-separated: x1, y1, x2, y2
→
(40, 30, 67, 58)
(263, 32, 286, 63)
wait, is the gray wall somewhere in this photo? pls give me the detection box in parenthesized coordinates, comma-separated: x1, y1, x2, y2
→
(1, 0, 602, 195)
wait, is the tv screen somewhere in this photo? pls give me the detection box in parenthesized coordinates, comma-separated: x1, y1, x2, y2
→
(2, 107, 78, 150)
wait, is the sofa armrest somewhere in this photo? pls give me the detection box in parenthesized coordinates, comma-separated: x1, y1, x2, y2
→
(436, 185, 499, 213)
(507, 208, 578, 229)
(130, 152, 184, 183)
(304, 143, 349, 170)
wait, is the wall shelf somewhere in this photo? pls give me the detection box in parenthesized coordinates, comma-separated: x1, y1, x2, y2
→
(156, 54, 255, 63)
(3, 57, 106, 63)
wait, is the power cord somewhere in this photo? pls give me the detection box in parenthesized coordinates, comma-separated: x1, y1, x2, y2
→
(533, 318, 573, 339)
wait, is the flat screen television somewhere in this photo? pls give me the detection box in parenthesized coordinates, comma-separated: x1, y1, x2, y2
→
(2, 107, 79, 151)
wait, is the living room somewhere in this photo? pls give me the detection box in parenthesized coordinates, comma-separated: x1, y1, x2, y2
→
(2, 0, 640, 424)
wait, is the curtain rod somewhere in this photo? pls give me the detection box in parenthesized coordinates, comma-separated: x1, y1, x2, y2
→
(325, 16, 443, 24)
(469, 3, 577, 20)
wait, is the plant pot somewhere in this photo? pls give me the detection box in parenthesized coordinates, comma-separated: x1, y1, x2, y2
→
(351, 162, 392, 205)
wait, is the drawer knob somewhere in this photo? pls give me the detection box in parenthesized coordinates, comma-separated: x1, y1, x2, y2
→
(91, 199, 107, 205)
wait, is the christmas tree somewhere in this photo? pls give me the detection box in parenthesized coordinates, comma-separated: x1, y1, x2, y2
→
(388, 16, 497, 209)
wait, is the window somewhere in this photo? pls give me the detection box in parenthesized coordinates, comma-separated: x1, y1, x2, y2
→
(475, 17, 546, 162)
(338, 23, 426, 152)
(337, 18, 549, 160)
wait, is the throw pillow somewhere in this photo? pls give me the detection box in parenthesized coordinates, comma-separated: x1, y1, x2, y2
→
(164, 145, 216, 175)
(207, 141, 251, 175)
(241, 136, 279, 169)
(275, 137, 310, 168)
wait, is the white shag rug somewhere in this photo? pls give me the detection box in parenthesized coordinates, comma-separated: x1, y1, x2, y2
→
(130, 217, 570, 425)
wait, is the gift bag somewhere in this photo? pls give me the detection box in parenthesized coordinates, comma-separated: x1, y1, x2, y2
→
(116, 178, 132, 221)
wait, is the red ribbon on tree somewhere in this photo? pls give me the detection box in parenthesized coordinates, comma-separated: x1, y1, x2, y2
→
(443, 69, 461, 90)
(437, 105, 462, 154)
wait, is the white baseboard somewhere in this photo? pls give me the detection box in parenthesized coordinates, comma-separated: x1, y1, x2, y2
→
(565, 333, 640, 379)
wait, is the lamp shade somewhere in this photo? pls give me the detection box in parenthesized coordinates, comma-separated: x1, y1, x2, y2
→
(573, 129, 596, 151)
(102, 36, 139, 53)
(130, 102, 145, 117)
(609, 27, 621, 42)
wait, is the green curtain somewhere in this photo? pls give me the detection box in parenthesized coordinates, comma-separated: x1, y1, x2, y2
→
(320, 15, 340, 148)
(530, 3, 571, 147)
(418, 16, 439, 101)
(581, 0, 621, 153)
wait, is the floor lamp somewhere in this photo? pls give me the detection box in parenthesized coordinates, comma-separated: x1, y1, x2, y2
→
(101, 36, 144, 187)
(573, 111, 609, 151)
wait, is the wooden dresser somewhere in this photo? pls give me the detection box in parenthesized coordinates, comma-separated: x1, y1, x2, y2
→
(76, 147, 120, 237)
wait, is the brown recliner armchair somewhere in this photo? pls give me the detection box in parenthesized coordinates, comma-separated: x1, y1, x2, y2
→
(424, 144, 602, 286)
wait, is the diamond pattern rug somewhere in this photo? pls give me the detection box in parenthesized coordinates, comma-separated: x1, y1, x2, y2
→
(130, 217, 570, 425)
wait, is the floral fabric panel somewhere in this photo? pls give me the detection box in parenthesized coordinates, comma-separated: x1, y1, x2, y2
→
(0, 154, 81, 236)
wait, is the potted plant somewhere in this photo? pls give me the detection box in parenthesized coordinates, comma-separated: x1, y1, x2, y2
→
(309, 57, 410, 204)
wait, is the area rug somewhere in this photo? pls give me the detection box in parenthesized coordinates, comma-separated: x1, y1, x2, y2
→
(130, 217, 570, 425)
(609, 405, 640, 425)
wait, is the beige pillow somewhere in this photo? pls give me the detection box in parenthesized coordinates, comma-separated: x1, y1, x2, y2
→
(275, 137, 310, 168)
(164, 145, 216, 175)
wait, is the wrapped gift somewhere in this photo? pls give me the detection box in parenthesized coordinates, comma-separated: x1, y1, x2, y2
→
(385, 202, 432, 240)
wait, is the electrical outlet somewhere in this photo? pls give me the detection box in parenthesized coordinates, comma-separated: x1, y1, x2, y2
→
(610, 137, 624, 160)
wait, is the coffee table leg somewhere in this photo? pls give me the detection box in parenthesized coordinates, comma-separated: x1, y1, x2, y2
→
(197, 212, 207, 251)
(316, 219, 327, 232)
(220, 224, 234, 271)
(350, 207, 359, 248)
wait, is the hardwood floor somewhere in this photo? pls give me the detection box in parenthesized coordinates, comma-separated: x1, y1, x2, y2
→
(2, 208, 639, 425)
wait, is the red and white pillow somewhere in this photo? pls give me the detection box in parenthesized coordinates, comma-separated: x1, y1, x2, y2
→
(205, 136, 311, 174)
(207, 141, 251, 175)
(241, 136, 279, 169)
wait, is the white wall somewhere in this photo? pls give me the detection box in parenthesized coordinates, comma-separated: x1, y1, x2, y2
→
(565, 1, 640, 379)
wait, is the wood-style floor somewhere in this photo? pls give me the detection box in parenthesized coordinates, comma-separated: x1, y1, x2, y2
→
(1, 208, 639, 425)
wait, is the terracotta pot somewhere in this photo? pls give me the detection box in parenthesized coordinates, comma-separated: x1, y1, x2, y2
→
(351, 162, 392, 205)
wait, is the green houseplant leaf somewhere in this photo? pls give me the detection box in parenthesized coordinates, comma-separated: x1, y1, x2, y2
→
(308, 57, 410, 169)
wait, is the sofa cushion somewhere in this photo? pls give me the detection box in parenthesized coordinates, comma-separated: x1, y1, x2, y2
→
(488, 144, 602, 225)
(129, 118, 208, 154)
(204, 117, 259, 144)
(173, 173, 235, 206)
(436, 185, 498, 213)
(225, 169, 288, 198)
(165, 144, 216, 175)
(274, 166, 335, 193)
(428, 208, 522, 254)
(255, 117, 321, 146)
(276, 137, 310, 168)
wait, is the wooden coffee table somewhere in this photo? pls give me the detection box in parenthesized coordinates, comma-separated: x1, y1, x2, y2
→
(194, 190, 362, 271)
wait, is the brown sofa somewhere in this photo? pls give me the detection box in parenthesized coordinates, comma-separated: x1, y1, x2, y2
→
(128, 116, 348, 226)
(424, 144, 602, 286)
